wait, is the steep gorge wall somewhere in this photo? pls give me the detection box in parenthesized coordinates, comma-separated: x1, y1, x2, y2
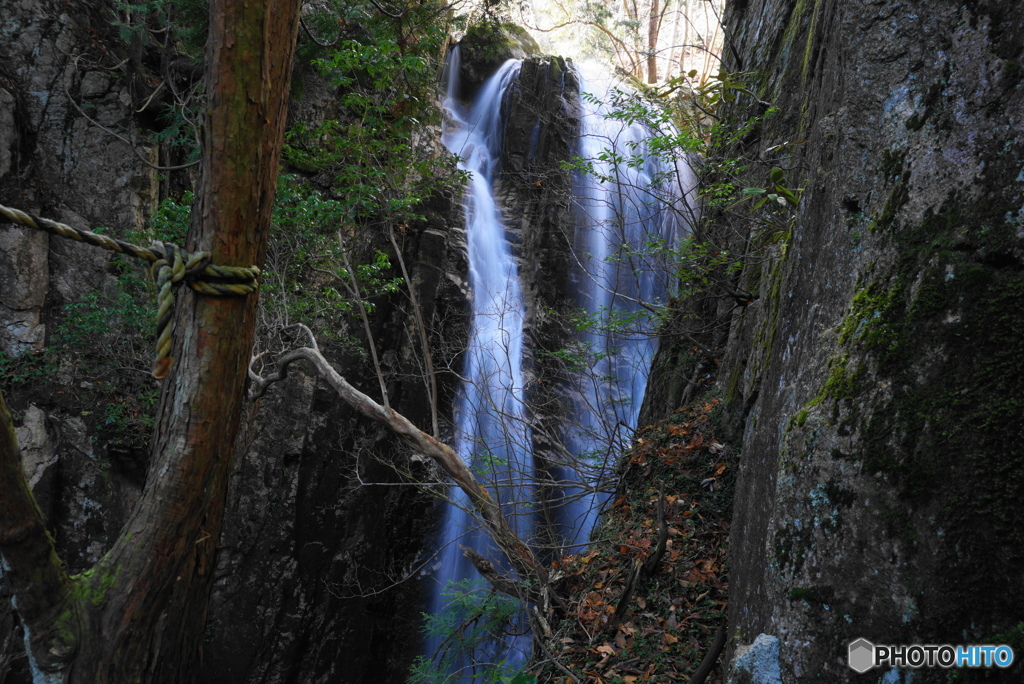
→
(0, 3, 162, 675)
(198, 190, 464, 684)
(643, 0, 1024, 680)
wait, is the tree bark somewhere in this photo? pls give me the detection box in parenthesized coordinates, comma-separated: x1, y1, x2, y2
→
(0, 391, 75, 677)
(666, 0, 685, 78)
(0, 0, 301, 681)
(95, 0, 301, 678)
(648, 0, 661, 83)
(682, 0, 692, 73)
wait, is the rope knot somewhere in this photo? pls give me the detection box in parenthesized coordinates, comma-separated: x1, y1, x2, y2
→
(0, 203, 260, 380)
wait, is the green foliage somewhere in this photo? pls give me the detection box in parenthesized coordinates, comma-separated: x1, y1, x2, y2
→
(0, 349, 56, 395)
(110, 0, 207, 57)
(49, 252, 158, 445)
(144, 191, 192, 245)
(664, 70, 800, 277)
(259, 176, 404, 348)
(741, 167, 801, 210)
(255, 1, 470, 362)
(565, 70, 792, 338)
(149, 92, 204, 163)
(141, 179, 405, 353)
(284, 1, 462, 230)
(0, 194, 195, 440)
(54, 286, 151, 358)
(109, 0, 208, 161)
(471, 450, 510, 481)
(409, 579, 532, 684)
(536, 341, 605, 375)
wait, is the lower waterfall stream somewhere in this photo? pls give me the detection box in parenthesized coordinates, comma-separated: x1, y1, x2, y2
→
(423, 51, 695, 681)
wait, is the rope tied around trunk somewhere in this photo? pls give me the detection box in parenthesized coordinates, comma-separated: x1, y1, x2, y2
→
(0, 203, 260, 379)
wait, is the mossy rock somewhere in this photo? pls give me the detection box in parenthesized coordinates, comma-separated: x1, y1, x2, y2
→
(455, 22, 540, 101)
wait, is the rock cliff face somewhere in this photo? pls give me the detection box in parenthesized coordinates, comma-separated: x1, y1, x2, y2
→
(198, 194, 466, 684)
(645, 0, 1024, 681)
(199, 230, 464, 683)
(453, 22, 541, 102)
(0, 6, 160, 677)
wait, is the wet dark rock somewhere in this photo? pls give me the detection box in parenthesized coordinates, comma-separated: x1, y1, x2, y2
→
(455, 22, 541, 103)
(200, 195, 467, 684)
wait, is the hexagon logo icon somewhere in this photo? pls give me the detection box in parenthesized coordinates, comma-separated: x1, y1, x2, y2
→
(848, 638, 875, 673)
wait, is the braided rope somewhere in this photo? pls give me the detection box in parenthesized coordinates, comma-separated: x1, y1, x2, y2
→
(0, 203, 260, 379)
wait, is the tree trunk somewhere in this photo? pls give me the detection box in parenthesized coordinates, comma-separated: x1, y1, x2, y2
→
(0, 0, 301, 680)
(665, 0, 682, 79)
(0, 392, 75, 678)
(682, 0, 691, 74)
(648, 0, 661, 83)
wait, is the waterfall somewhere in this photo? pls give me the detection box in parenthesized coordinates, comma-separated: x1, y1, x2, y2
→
(423, 52, 695, 681)
(426, 53, 534, 678)
(555, 62, 696, 546)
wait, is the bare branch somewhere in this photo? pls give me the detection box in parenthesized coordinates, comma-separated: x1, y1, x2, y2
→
(339, 235, 391, 410)
(249, 343, 554, 601)
(299, 14, 339, 48)
(366, 0, 404, 19)
(459, 545, 526, 600)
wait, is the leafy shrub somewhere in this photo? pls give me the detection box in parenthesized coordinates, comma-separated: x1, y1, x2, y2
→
(409, 579, 535, 684)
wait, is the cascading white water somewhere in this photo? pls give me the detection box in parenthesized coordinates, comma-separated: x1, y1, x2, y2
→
(426, 53, 534, 678)
(554, 62, 697, 546)
(424, 53, 696, 681)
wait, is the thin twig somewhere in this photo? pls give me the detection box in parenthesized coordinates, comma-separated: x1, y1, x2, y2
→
(388, 226, 440, 437)
(338, 234, 390, 411)
(533, 620, 581, 683)
(299, 15, 340, 48)
(64, 58, 199, 171)
(247, 343, 555, 605)
(366, 0, 404, 19)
